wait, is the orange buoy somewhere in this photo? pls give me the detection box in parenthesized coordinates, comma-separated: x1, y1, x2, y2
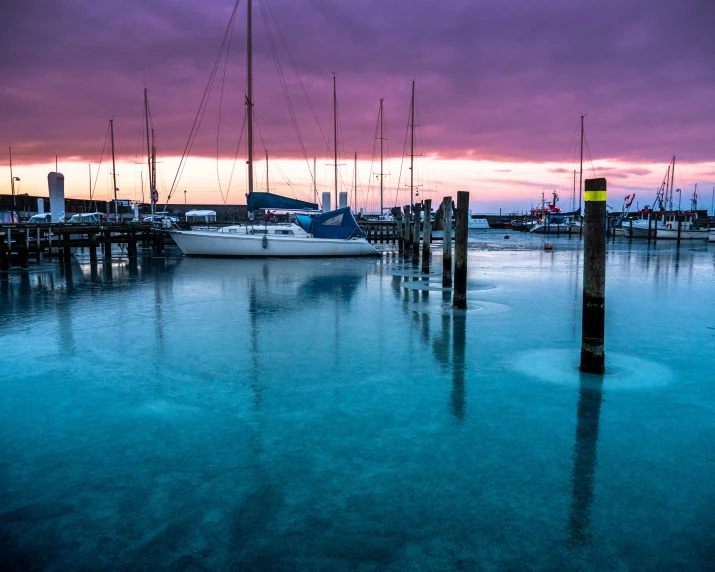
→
(544, 243, 553, 251)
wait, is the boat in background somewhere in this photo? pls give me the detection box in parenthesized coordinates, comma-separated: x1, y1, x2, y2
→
(468, 212, 489, 229)
(529, 191, 582, 234)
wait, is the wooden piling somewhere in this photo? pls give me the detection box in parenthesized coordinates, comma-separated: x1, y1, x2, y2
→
(421, 199, 432, 274)
(104, 229, 112, 258)
(580, 178, 607, 374)
(403, 205, 412, 257)
(442, 196, 453, 288)
(677, 217, 682, 245)
(62, 232, 71, 266)
(453, 191, 469, 309)
(89, 232, 98, 263)
(397, 215, 403, 253)
(35, 227, 41, 263)
(412, 203, 422, 266)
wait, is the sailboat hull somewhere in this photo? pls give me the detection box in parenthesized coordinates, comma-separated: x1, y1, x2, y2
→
(170, 230, 380, 257)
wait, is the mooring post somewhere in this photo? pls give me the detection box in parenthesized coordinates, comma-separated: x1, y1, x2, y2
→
(128, 228, 138, 256)
(677, 217, 682, 245)
(63, 232, 71, 266)
(412, 202, 422, 266)
(580, 177, 607, 374)
(403, 205, 412, 257)
(453, 191, 469, 309)
(653, 217, 658, 242)
(442, 196, 453, 288)
(35, 227, 41, 263)
(89, 232, 97, 263)
(104, 229, 111, 259)
(629, 217, 633, 238)
(647, 216, 652, 243)
(397, 214, 403, 254)
(0, 233, 8, 271)
(421, 199, 432, 274)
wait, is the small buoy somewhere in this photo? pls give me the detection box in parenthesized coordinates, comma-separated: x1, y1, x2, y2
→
(504, 235, 510, 239)
(544, 243, 553, 251)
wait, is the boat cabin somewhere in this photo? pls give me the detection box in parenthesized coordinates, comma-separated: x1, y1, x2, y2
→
(67, 212, 106, 223)
(186, 210, 217, 223)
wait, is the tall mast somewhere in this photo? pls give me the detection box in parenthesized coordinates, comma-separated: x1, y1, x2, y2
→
(144, 88, 152, 211)
(313, 156, 317, 203)
(354, 150, 357, 212)
(110, 118, 117, 216)
(88, 164, 92, 198)
(9, 147, 16, 219)
(265, 150, 269, 192)
(573, 169, 576, 211)
(578, 114, 584, 229)
(151, 128, 156, 212)
(410, 80, 415, 207)
(670, 155, 675, 209)
(333, 74, 338, 209)
(246, 0, 255, 212)
(379, 98, 384, 215)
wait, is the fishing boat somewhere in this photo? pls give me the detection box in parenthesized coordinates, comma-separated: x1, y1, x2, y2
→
(529, 191, 581, 234)
(468, 213, 489, 229)
(169, 0, 377, 258)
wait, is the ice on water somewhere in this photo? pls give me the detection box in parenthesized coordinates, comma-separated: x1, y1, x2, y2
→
(1, 232, 714, 570)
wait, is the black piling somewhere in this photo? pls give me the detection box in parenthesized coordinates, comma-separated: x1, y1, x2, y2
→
(104, 229, 112, 259)
(412, 202, 421, 266)
(89, 232, 97, 263)
(580, 178, 607, 374)
(453, 191, 469, 309)
(677, 217, 682, 245)
(442, 196, 453, 288)
(403, 205, 412, 257)
(397, 213, 404, 254)
(647, 216, 652, 243)
(421, 199, 432, 274)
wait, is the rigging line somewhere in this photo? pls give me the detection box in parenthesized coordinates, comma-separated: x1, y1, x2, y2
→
(583, 131, 597, 179)
(224, 111, 246, 204)
(263, 0, 332, 158)
(394, 99, 411, 208)
(216, 9, 236, 197)
(115, 124, 137, 165)
(166, 0, 240, 205)
(91, 123, 110, 201)
(258, 0, 313, 182)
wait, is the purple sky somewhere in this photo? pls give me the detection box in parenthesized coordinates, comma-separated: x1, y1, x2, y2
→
(2, 0, 714, 168)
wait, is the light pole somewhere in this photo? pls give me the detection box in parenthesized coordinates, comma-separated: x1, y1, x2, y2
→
(184, 190, 187, 205)
(676, 188, 682, 211)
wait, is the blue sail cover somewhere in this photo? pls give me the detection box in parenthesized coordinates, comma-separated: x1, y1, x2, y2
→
(247, 192, 318, 212)
(310, 207, 365, 239)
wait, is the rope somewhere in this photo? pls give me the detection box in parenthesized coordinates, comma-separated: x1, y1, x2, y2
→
(165, 0, 241, 207)
(91, 123, 110, 201)
(216, 10, 236, 198)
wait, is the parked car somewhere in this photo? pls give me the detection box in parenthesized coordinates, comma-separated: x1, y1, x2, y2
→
(0, 210, 18, 224)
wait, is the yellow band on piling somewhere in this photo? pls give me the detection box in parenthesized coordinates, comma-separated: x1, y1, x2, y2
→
(584, 191, 607, 202)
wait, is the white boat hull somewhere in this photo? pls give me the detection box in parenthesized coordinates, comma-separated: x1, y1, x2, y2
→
(170, 230, 379, 257)
(468, 218, 489, 229)
(656, 228, 709, 240)
(530, 223, 581, 234)
(710, 230, 715, 243)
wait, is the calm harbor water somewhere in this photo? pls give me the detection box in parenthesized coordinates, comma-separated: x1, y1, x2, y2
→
(1, 231, 714, 570)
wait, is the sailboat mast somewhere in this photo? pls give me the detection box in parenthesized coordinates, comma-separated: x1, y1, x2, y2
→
(379, 97, 384, 215)
(670, 155, 675, 209)
(110, 118, 117, 216)
(88, 164, 92, 198)
(246, 0, 255, 214)
(410, 80, 415, 207)
(333, 75, 338, 209)
(354, 151, 357, 212)
(313, 156, 317, 204)
(9, 147, 16, 219)
(578, 114, 584, 231)
(265, 150, 269, 193)
(151, 128, 156, 212)
(144, 89, 152, 204)
(573, 169, 576, 210)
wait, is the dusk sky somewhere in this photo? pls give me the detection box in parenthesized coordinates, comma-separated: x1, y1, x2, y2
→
(2, 0, 714, 212)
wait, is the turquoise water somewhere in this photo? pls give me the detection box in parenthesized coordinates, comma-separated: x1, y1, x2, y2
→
(1, 232, 714, 570)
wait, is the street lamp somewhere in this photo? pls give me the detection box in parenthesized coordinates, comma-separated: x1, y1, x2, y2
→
(676, 188, 682, 211)
(184, 189, 187, 205)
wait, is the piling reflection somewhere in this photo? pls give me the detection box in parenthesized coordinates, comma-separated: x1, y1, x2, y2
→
(568, 375, 603, 543)
(451, 315, 467, 421)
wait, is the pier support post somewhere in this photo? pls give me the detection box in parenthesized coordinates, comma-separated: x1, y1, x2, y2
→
(62, 232, 71, 266)
(421, 199, 432, 274)
(403, 206, 412, 258)
(104, 230, 112, 259)
(580, 178, 607, 374)
(629, 217, 633, 238)
(412, 202, 422, 266)
(89, 232, 97, 263)
(128, 228, 138, 256)
(442, 196, 453, 288)
(677, 217, 682, 245)
(453, 191, 469, 309)
(397, 215, 403, 253)
(36, 227, 41, 263)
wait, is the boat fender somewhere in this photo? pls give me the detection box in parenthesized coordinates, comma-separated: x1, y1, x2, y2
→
(262, 235, 268, 249)
(667, 223, 672, 229)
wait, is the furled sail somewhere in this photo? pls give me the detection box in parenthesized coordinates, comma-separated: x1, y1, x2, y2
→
(247, 192, 318, 212)
(310, 207, 365, 239)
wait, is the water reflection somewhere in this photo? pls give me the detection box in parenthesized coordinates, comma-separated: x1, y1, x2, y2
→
(568, 375, 603, 543)
(451, 315, 467, 421)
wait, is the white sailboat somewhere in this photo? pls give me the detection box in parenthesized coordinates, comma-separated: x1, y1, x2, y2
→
(169, 0, 377, 258)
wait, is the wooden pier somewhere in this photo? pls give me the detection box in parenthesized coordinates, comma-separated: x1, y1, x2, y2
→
(0, 222, 167, 270)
